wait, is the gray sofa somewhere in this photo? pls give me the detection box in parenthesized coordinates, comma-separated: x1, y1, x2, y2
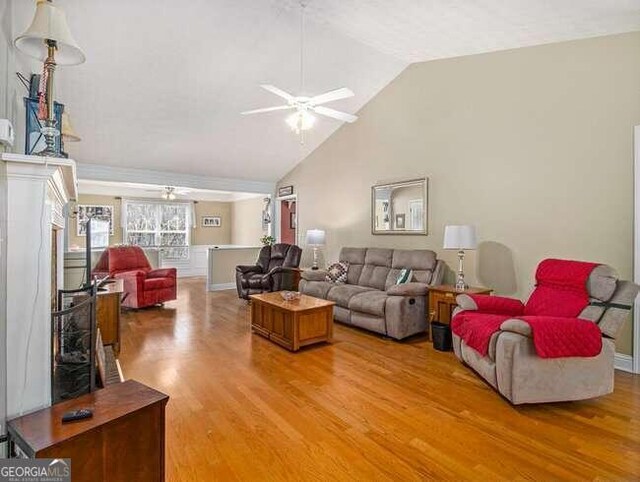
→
(299, 247, 444, 340)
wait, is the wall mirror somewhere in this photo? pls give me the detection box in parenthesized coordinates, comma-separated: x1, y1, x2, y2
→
(371, 178, 428, 235)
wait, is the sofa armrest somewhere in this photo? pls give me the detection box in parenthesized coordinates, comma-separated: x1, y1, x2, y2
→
(265, 266, 298, 277)
(387, 282, 429, 297)
(301, 269, 328, 282)
(500, 318, 532, 337)
(236, 265, 261, 274)
(147, 268, 177, 279)
(456, 294, 524, 316)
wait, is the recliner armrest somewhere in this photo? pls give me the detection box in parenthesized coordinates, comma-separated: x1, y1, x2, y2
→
(301, 269, 328, 281)
(387, 282, 429, 297)
(236, 265, 262, 274)
(114, 269, 147, 280)
(147, 268, 177, 279)
(265, 266, 299, 277)
(456, 294, 524, 316)
(500, 318, 532, 337)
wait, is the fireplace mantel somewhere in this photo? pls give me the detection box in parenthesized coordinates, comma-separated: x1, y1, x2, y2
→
(1, 153, 78, 423)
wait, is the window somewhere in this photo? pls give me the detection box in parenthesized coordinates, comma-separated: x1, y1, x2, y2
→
(124, 201, 191, 259)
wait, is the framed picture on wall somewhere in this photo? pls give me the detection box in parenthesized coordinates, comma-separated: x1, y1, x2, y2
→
(77, 205, 114, 236)
(278, 185, 294, 197)
(395, 213, 406, 229)
(202, 215, 221, 227)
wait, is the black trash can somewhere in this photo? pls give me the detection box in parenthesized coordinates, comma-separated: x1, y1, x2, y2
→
(431, 321, 452, 351)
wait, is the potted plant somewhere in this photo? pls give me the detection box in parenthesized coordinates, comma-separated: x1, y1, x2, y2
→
(260, 235, 276, 246)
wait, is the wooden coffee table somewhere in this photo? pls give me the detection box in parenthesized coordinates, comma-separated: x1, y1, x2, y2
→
(250, 292, 335, 352)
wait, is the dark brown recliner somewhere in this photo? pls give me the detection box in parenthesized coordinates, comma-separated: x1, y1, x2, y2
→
(235, 243, 302, 300)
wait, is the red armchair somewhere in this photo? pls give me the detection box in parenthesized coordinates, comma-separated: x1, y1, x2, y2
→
(93, 246, 177, 309)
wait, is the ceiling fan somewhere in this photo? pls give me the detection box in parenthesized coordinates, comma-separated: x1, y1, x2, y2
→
(141, 186, 191, 200)
(242, 85, 357, 130)
(241, 1, 358, 136)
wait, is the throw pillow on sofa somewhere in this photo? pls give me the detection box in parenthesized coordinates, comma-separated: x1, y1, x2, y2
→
(396, 268, 413, 284)
(325, 261, 349, 284)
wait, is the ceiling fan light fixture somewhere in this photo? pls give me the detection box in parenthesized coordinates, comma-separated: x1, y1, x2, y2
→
(162, 187, 176, 200)
(286, 110, 315, 133)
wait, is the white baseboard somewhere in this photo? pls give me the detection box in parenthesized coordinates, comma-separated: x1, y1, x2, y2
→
(207, 282, 236, 291)
(614, 353, 634, 373)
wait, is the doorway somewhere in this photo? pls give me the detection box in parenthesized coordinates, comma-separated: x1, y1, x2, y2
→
(277, 195, 297, 245)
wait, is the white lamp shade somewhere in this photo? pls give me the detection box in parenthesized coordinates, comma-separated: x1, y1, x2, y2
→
(305, 229, 326, 246)
(14, 0, 85, 65)
(443, 225, 477, 250)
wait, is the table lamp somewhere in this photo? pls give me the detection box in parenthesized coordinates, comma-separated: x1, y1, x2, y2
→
(305, 229, 325, 270)
(443, 225, 477, 291)
(14, 0, 85, 157)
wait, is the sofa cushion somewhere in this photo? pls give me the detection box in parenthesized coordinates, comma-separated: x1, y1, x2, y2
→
(390, 249, 437, 286)
(327, 284, 375, 308)
(359, 265, 392, 291)
(355, 249, 391, 290)
(392, 249, 437, 270)
(586, 264, 618, 302)
(349, 290, 388, 317)
(301, 280, 333, 299)
(340, 247, 367, 285)
(395, 268, 413, 284)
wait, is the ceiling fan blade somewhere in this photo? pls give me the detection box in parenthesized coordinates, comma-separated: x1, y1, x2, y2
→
(314, 106, 358, 123)
(260, 84, 295, 102)
(241, 105, 294, 115)
(311, 88, 354, 105)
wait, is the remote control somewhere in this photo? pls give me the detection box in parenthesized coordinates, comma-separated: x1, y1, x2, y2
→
(61, 408, 93, 423)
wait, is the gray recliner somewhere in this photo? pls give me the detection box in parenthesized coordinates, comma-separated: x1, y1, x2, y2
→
(452, 263, 639, 404)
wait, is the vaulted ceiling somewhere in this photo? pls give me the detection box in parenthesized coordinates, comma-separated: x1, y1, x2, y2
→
(12, 0, 640, 182)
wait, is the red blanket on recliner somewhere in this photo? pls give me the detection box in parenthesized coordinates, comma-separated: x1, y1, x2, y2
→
(451, 259, 603, 358)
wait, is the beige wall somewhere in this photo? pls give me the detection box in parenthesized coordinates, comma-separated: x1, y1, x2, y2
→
(278, 32, 640, 355)
(68, 195, 123, 249)
(69, 196, 234, 248)
(193, 201, 232, 245)
(231, 197, 264, 246)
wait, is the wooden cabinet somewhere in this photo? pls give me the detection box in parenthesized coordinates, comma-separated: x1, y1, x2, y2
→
(428, 285, 492, 336)
(250, 292, 334, 351)
(96, 279, 124, 355)
(7, 380, 169, 482)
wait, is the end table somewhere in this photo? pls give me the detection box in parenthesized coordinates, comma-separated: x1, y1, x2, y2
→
(428, 285, 492, 339)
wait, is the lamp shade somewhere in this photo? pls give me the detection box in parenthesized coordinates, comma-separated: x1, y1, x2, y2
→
(443, 225, 477, 250)
(14, 0, 85, 65)
(61, 111, 81, 141)
(305, 229, 326, 246)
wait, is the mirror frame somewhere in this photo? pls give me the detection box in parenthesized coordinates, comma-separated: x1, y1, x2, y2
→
(371, 178, 428, 235)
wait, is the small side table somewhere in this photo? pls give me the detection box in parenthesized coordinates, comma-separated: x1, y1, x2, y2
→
(428, 285, 492, 338)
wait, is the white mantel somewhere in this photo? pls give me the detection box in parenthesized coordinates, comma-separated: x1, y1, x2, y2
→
(0, 153, 77, 424)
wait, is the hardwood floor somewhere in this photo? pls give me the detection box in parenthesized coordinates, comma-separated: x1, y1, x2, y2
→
(119, 278, 640, 481)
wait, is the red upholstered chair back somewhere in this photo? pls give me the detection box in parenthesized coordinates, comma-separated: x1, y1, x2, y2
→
(93, 246, 152, 277)
(523, 259, 598, 318)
